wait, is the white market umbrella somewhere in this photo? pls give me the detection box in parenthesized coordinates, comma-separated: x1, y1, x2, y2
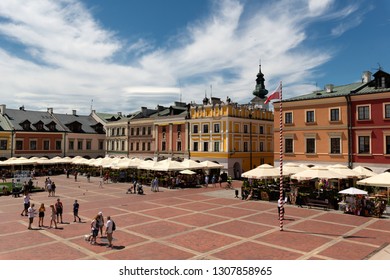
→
(179, 169, 196, 175)
(242, 164, 280, 179)
(353, 166, 377, 178)
(357, 172, 390, 187)
(328, 164, 361, 178)
(153, 159, 184, 172)
(357, 172, 390, 200)
(180, 159, 204, 170)
(291, 165, 348, 180)
(199, 160, 223, 169)
(339, 187, 368, 195)
(282, 162, 308, 176)
(137, 160, 158, 170)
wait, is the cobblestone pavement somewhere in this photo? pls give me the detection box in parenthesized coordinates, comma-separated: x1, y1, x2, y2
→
(0, 175, 389, 260)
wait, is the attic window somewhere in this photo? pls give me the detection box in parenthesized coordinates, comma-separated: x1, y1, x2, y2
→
(20, 120, 31, 131)
(34, 121, 45, 131)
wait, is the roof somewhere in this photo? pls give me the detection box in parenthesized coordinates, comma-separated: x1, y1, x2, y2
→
(283, 82, 363, 103)
(53, 113, 103, 134)
(3, 107, 64, 131)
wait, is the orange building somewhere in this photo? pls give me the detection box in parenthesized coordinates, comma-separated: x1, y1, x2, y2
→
(272, 83, 358, 166)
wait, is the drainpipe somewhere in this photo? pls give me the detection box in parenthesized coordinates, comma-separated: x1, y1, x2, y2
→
(345, 94, 352, 168)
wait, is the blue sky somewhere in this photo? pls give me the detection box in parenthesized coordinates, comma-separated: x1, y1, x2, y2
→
(0, 0, 389, 115)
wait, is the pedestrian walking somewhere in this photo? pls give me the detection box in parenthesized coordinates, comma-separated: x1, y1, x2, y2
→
(51, 181, 56, 197)
(204, 175, 209, 188)
(20, 193, 31, 216)
(87, 172, 91, 183)
(89, 215, 99, 245)
(49, 205, 58, 229)
(73, 200, 81, 222)
(105, 216, 115, 248)
(96, 211, 105, 237)
(27, 203, 36, 229)
(38, 203, 45, 227)
(74, 171, 78, 182)
(218, 175, 223, 188)
(55, 198, 64, 223)
(99, 176, 104, 188)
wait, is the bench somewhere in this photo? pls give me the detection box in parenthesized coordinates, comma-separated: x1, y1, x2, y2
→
(307, 198, 329, 210)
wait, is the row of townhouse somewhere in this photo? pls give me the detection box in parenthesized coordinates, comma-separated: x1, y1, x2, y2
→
(0, 67, 275, 177)
(0, 105, 107, 159)
(273, 69, 390, 173)
(105, 66, 275, 178)
(105, 97, 274, 178)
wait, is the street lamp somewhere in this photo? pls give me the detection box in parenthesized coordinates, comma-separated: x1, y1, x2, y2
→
(249, 111, 252, 170)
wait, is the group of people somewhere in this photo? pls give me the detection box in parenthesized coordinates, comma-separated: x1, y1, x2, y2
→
(44, 177, 57, 197)
(22, 195, 82, 229)
(86, 212, 115, 248)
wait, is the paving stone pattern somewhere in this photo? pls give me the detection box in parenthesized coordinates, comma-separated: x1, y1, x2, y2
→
(0, 175, 389, 260)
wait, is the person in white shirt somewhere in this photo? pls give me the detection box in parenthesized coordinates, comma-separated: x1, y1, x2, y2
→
(105, 216, 114, 248)
(27, 203, 36, 229)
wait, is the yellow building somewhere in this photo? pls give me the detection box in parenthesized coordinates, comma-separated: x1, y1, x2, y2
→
(189, 96, 274, 178)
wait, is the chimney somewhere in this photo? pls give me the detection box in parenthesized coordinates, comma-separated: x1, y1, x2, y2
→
(325, 84, 334, 93)
(0, 104, 5, 115)
(362, 71, 372, 83)
(72, 110, 77, 116)
(47, 108, 53, 114)
(117, 112, 122, 117)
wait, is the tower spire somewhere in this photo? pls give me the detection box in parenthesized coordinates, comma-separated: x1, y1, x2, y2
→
(252, 61, 268, 99)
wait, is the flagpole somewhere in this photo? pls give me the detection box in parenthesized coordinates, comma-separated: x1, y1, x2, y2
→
(279, 81, 284, 231)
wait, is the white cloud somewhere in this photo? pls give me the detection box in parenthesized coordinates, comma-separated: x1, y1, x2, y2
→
(0, 0, 365, 114)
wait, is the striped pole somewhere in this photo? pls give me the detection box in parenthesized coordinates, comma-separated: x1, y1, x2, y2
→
(279, 81, 284, 231)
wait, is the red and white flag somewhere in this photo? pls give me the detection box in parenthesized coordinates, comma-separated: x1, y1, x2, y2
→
(264, 83, 282, 104)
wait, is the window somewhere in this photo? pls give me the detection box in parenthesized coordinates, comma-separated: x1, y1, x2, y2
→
(122, 128, 125, 135)
(161, 141, 166, 151)
(214, 123, 220, 133)
(177, 131, 181, 139)
(386, 136, 390, 154)
(30, 140, 37, 150)
(203, 124, 209, 133)
(193, 142, 198, 151)
(177, 125, 181, 132)
(243, 142, 248, 152)
(55, 140, 61, 150)
(162, 126, 166, 133)
(330, 138, 341, 154)
(306, 138, 315, 153)
(0, 140, 7, 150)
(78, 140, 83, 150)
(43, 140, 50, 150)
(121, 141, 125, 151)
(358, 136, 370, 154)
(136, 128, 140, 135)
(203, 142, 209, 151)
(259, 126, 264, 134)
(136, 142, 139, 151)
(385, 104, 390, 119)
(177, 141, 182, 151)
(116, 128, 120, 135)
(193, 125, 198, 133)
(330, 108, 340, 121)
(147, 142, 151, 151)
(130, 143, 133, 151)
(16, 140, 23, 150)
(69, 140, 74, 150)
(131, 128, 134, 136)
(214, 142, 220, 152)
(148, 127, 152, 135)
(285, 112, 293, 124)
(306, 110, 315, 123)
(244, 124, 249, 134)
(142, 142, 145, 151)
(285, 139, 293, 153)
(259, 142, 264, 152)
(357, 105, 370, 120)
(98, 140, 104, 150)
(86, 140, 92, 150)
(142, 127, 146, 135)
